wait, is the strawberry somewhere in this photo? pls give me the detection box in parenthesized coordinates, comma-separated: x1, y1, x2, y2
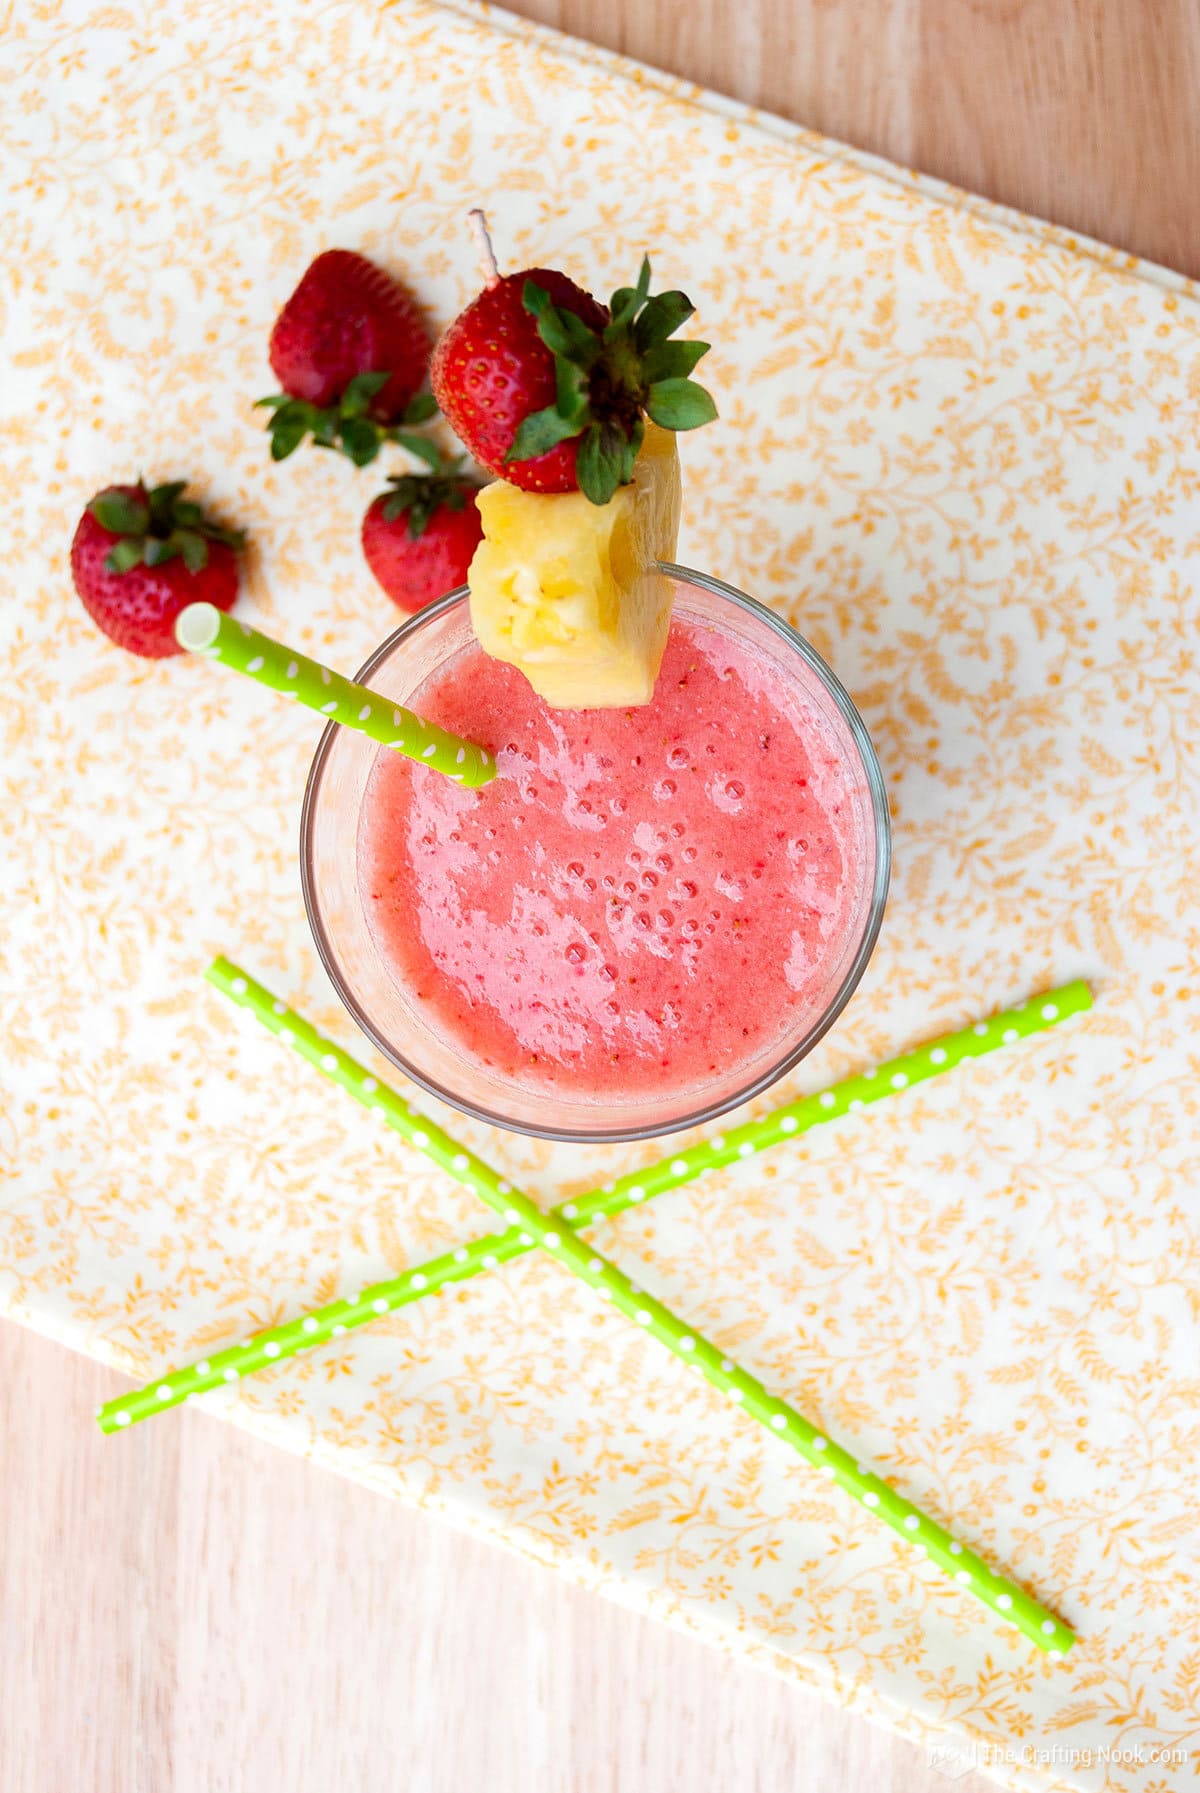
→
(70, 482, 243, 658)
(430, 211, 716, 505)
(361, 465, 484, 614)
(259, 249, 437, 467)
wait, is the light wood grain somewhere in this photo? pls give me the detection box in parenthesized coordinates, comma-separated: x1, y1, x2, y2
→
(508, 0, 1200, 277)
(1, 1326, 991, 1793)
(6, 4, 1196, 1788)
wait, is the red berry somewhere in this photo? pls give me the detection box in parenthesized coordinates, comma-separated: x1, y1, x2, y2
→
(362, 478, 483, 614)
(430, 269, 608, 493)
(269, 250, 430, 422)
(69, 483, 241, 659)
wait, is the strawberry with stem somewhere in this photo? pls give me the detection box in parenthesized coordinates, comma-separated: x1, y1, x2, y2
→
(431, 211, 716, 504)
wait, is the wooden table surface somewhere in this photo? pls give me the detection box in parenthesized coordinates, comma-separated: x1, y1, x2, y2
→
(5, 5, 1196, 1790)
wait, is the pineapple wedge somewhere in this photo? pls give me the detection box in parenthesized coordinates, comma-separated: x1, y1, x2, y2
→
(467, 421, 682, 709)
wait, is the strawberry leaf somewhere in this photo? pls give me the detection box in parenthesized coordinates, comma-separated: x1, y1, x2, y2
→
(390, 431, 444, 471)
(646, 378, 717, 430)
(340, 417, 383, 466)
(523, 281, 600, 366)
(341, 371, 391, 417)
(634, 291, 695, 351)
(269, 412, 311, 461)
(507, 404, 586, 463)
(403, 390, 438, 425)
(642, 339, 710, 382)
(142, 537, 178, 568)
(576, 422, 627, 506)
(104, 537, 146, 574)
(147, 481, 187, 527)
(175, 529, 209, 574)
(91, 490, 150, 535)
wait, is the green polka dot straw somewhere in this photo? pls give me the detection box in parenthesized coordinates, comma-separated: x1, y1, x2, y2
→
(174, 604, 496, 787)
(97, 961, 1090, 1656)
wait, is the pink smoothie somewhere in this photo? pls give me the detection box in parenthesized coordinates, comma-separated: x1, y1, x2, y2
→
(357, 620, 872, 1101)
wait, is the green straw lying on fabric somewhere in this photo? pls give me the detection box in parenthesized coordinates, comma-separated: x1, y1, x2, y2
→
(174, 603, 496, 788)
(98, 963, 1090, 1655)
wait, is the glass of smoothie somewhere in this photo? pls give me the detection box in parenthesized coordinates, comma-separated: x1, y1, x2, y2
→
(301, 567, 890, 1141)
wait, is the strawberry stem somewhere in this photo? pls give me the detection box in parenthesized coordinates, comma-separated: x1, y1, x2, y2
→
(468, 209, 500, 289)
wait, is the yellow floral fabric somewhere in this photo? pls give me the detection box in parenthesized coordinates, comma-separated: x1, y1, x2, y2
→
(3, 2, 1200, 1786)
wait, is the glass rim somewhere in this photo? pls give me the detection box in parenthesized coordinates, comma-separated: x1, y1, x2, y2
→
(300, 564, 892, 1143)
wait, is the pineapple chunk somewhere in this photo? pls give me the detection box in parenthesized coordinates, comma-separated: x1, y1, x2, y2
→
(467, 421, 682, 709)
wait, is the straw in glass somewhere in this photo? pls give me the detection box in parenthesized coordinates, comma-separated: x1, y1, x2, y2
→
(98, 965, 1089, 1655)
(174, 603, 496, 787)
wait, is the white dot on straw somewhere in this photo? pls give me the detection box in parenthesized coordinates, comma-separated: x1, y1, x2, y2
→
(1041, 1619, 1056, 1635)
(332, 1323, 347, 1336)
(422, 744, 437, 759)
(302, 1316, 319, 1333)
(504, 1208, 520, 1226)
(279, 1027, 294, 1045)
(863, 1491, 880, 1507)
(949, 1541, 963, 1555)
(454, 1248, 469, 1264)
(372, 1298, 389, 1314)
(813, 1435, 828, 1451)
(903, 1513, 919, 1530)
(114, 1411, 131, 1426)
(264, 1342, 281, 1358)
(543, 1232, 561, 1249)
(890, 1072, 908, 1089)
(498, 1180, 513, 1194)
(321, 700, 338, 714)
(320, 666, 331, 684)
(362, 1077, 377, 1094)
(1002, 1028, 1019, 1044)
(271, 999, 286, 1016)
(286, 660, 298, 679)
(737, 1142, 755, 1158)
(727, 1387, 744, 1403)
(320, 1053, 338, 1072)
(670, 1159, 688, 1175)
(456, 747, 466, 764)
(451, 1153, 469, 1172)
(358, 705, 372, 722)
(973, 1021, 988, 1036)
(680, 1336, 695, 1352)
(720, 1358, 733, 1372)
(411, 1273, 427, 1290)
(482, 1255, 498, 1270)
(1041, 1003, 1059, 1021)
(770, 1414, 787, 1430)
(955, 1570, 972, 1584)
(628, 1185, 645, 1201)
(562, 1204, 578, 1219)
(849, 1098, 864, 1111)
(588, 1259, 604, 1274)
(781, 1116, 798, 1133)
(230, 976, 248, 996)
(246, 655, 264, 673)
(996, 1593, 1013, 1610)
(636, 1309, 652, 1325)
(519, 1232, 533, 1246)
(223, 1366, 239, 1382)
(195, 1360, 210, 1376)
(156, 1385, 173, 1401)
(930, 1046, 947, 1065)
(412, 1130, 430, 1148)
(819, 1091, 836, 1108)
